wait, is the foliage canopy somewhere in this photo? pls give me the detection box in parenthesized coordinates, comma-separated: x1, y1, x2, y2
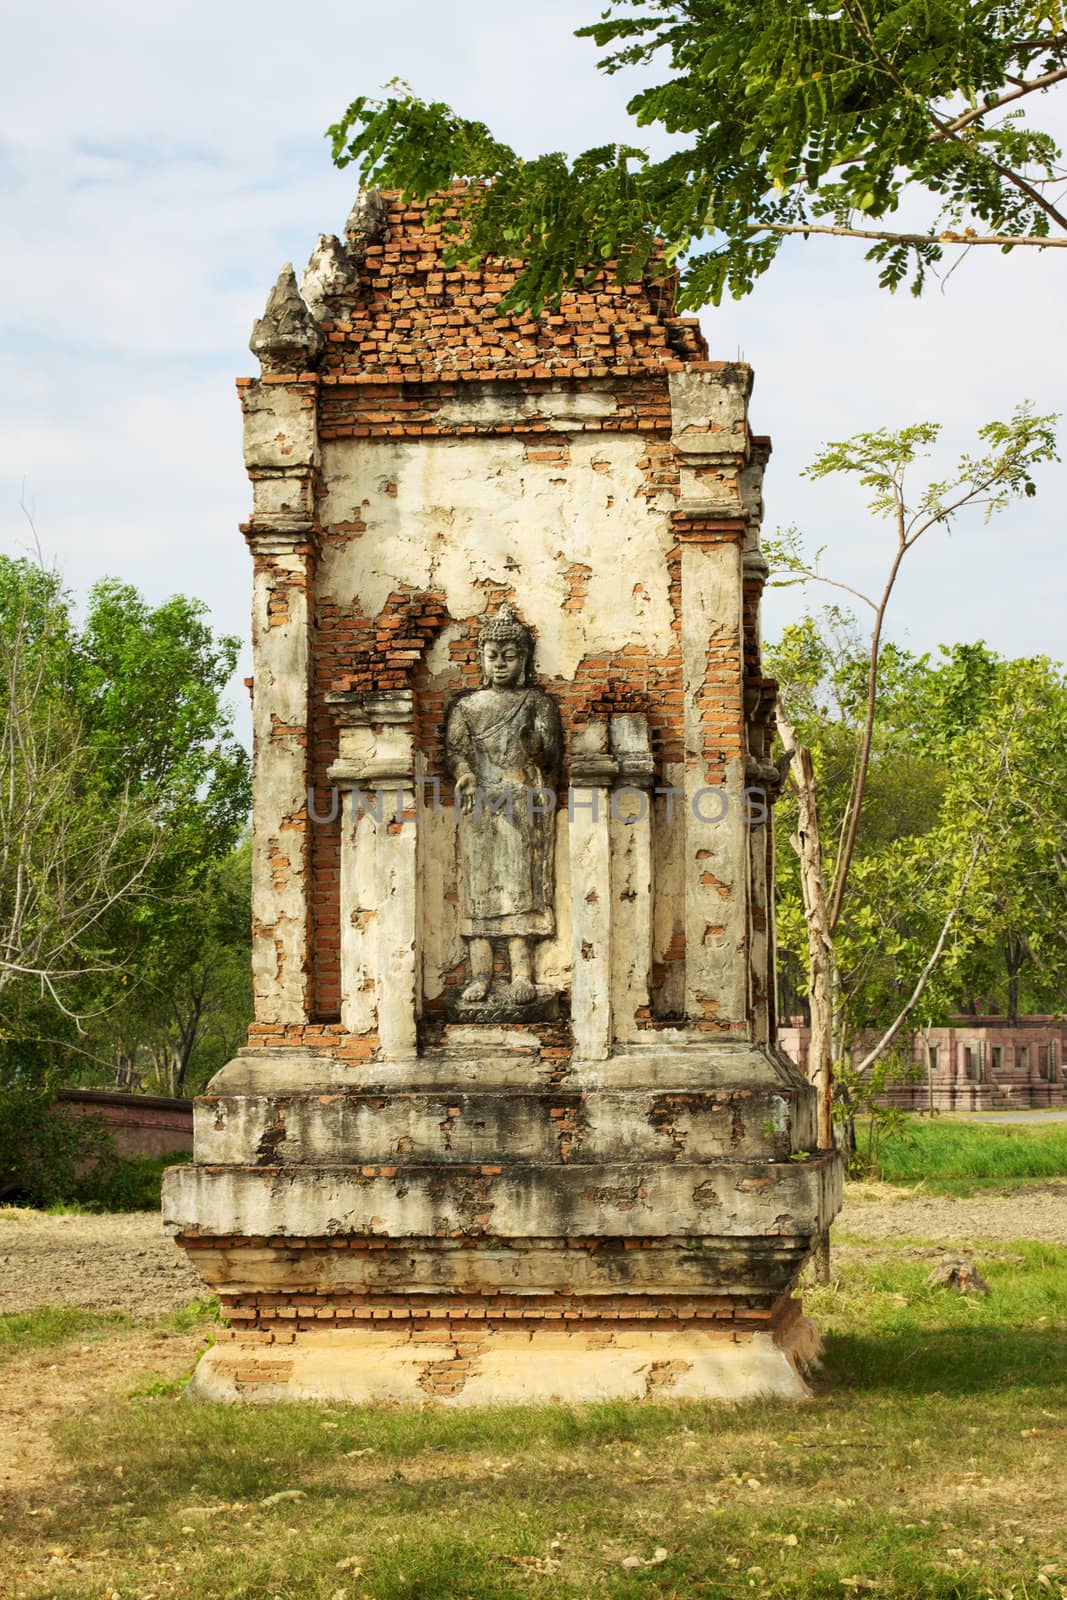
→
(0, 556, 251, 1090)
(771, 628, 1067, 1037)
(329, 1, 1067, 309)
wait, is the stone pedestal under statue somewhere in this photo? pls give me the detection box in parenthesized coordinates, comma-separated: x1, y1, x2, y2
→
(162, 186, 841, 1404)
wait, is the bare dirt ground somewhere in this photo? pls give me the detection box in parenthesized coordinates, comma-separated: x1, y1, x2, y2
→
(0, 1213, 209, 1503)
(839, 1177, 1067, 1245)
(0, 1208, 204, 1318)
(2, 1180, 1065, 1322)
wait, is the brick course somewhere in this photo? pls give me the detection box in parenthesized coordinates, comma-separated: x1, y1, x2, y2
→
(315, 187, 706, 384)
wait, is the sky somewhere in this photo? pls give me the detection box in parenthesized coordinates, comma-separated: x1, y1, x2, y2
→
(2, 0, 1064, 750)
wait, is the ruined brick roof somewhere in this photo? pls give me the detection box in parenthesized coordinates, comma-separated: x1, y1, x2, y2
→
(316, 187, 708, 384)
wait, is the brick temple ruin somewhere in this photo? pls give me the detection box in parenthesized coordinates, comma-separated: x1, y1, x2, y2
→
(782, 1017, 1067, 1112)
(162, 186, 842, 1403)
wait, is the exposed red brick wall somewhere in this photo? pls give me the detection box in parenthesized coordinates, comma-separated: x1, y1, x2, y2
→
(316, 187, 707, 384)
(56, 1090, 193, 1159)
(317, 374, 676, 439)
(207, 1295, 803, 1395)
(675, 522, 747, 769)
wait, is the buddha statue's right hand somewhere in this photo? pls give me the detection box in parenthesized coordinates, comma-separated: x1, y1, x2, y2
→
(455, 772, 477, 814)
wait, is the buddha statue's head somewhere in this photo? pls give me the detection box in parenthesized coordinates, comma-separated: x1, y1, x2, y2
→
(477, 603, 535, 689)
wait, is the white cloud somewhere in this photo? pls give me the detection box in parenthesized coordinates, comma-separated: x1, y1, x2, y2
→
(711, 227, 1065, 663)
(2, 0, 1064, 759)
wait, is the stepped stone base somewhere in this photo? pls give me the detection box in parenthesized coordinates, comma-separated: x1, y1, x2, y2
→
(164, 1042, 842, 1407)
(189, 1298, 821, 1405)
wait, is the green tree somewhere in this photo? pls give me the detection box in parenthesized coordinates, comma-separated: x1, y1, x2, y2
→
(885, 645, 1067, 1023)
(769, 405, 1056, 1169)
(329, 1, 1067, 309)
(0, 559, 160, 1039)
(770, 620, 952, 1034)
(775, 629, 1067, 1058)
(67, 579, 251, 1039)
(74, 580, 248, 854)
(0, 557, 251, 1085)
(92, 842, 253, 1098)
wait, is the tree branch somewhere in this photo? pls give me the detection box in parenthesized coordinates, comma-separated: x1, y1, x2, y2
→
(930, 64, 1067, 139)
(968, 147, 1067, 232)
(772, 561, 878, 611)
(853, 729, 1014, 1076)
(1009, 31, 1067, 54)
(852, 828, 987, 1076)
(827, 530, 908, 934)
(838, 0, 1067, 232)
(750, 221, 1067, 247)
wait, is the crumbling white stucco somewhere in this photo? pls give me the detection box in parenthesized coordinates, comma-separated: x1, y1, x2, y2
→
(316, 433, 677, 680)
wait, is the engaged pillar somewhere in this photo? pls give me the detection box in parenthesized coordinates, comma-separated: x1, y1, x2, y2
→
(241, 372, 320, 1028)
(328, 690, 421, 1060)
(669, 367, 753, 1032)
(609, 713, 654, 1041)
(569, 718, 615, 1060)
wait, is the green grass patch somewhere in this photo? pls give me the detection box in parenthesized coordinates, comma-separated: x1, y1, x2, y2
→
(3, 1243, 1064, 1600)
(872, 1116, 1067, 1191)
(159, 1294, 220, 1332)
(0, 1298, 217, 1364)
(0, 1304, 134, 1357)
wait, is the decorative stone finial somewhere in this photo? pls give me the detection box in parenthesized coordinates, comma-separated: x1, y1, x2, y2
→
(249, 264, 325, 374)
(300, 234, 354, 320)
(344, 186, 387, 260)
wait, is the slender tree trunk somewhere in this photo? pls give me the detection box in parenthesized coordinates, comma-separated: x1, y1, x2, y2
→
(777, 708, 835, 1149)
(777, 703, 835, 1284)
(922, 1028, 934, 1116)
(1004, 931, 1024, 1025)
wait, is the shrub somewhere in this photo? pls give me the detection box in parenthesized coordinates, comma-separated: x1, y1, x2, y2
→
(0, 1085, 190, 1210)
(0, 1085, 115, 1206)
(77, 1148, 191, 1211)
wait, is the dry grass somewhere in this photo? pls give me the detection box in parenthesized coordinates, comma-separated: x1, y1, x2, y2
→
(1, 1232, 1064, 1600)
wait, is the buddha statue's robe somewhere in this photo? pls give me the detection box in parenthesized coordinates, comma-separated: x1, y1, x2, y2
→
(445, 685, 562, 937)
